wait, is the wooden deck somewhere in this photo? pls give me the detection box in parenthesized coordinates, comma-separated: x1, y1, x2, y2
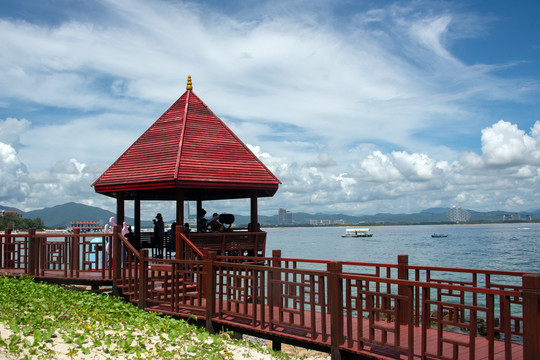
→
(0, 267, 524, 360)
(1, 229, 538, 360)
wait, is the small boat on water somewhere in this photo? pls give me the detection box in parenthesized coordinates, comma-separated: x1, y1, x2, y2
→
(431, 233, 448, 238)
(342, 228, 373, 237)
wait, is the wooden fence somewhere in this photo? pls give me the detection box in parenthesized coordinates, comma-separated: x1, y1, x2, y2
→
(1, 227, 539, 360)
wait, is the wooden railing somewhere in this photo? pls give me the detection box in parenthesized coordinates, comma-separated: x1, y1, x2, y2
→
(1, 228, 113, 281)
(137, 230, 265, 259)
(1, 227, 539, 360)
(114, 239, 538, 360)
(187, 231, 266, 257)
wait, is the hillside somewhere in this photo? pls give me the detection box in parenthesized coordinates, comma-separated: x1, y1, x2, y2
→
(24, 202, 120, 228)
(1, 202, 539, 228)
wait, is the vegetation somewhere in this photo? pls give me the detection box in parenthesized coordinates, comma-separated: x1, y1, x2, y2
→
(0, 213, 44, 231)
(0, 275, 289, 359)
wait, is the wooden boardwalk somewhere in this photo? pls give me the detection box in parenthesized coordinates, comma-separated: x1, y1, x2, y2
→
(0, 266, 524, 360)
(1, 230, 537, 360)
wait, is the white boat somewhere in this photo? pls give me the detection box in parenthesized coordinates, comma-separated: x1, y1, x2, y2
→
(341, 228, 373, 237)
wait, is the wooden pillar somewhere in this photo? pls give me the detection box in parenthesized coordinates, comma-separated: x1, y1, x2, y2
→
(270, 249, 282, 311)
(28, 228, 36, 275)
(116, 192, 125, 225)
(204, 250, 217, 334)
(71, 228, 80, 277)
(175, 225, 183, 260)
(270, 249, 283, 351)
(250, 191, 258, 232)
(328, 261, 344, 360)
(112, 225, 121, 295)
(523, 273, 540, 360)
(176, 188, 184, 227)
(196, 198, 203, 226)
(134, 197, 141, 248)
(3, 229, 12, 269)
(397, 254, 409, 325)
(138, 249, 148, 309)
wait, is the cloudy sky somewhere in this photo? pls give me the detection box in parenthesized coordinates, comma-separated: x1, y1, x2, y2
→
(1, 0, 540, 220)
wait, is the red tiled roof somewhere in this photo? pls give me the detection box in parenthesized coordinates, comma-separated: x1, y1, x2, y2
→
(92, 77, 280, 200)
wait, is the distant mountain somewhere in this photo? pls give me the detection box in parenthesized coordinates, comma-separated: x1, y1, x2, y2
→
(24, 202, 120, 228)
(2, 202, 539, 228)
(0, 205, 24, 214)
(420, 207, 450, 214)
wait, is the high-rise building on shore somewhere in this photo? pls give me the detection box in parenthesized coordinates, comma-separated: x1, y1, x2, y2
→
(278, 208, 293, 225)
(446, 206, 471, 223)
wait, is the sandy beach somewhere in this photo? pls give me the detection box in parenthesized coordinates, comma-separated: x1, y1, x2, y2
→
(0, 323, 330, 359)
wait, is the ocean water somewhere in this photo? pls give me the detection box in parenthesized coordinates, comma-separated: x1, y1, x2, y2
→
(264, 224, 540, 273)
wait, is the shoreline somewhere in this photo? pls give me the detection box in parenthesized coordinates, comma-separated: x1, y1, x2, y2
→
(263, 221, 540, 230)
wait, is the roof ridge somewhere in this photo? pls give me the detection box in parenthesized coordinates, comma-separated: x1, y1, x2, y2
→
(174, 88, 190, 180)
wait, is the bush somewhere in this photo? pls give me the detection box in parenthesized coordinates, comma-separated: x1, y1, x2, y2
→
(0, 213, 44, 231)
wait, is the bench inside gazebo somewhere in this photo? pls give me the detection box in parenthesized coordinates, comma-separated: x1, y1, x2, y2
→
(92, 76, 280, 259)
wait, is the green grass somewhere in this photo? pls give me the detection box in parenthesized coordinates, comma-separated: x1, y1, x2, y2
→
(0, 275, 291, 359)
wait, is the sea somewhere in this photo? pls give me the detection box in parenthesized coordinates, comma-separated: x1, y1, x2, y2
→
(264, 224, 540, 274)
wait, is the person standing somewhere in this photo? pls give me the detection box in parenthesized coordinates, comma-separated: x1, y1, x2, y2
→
(197, 209, 208, 232)
(154, 213, 165, 258)
(125, 225, 140, 251)
(166, 222, 177, 257)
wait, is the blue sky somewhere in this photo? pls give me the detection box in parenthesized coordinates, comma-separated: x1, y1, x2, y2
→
(1, 0, 540, 220)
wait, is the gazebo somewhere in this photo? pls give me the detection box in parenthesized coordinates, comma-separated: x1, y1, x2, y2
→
(92, 76, 280, 257)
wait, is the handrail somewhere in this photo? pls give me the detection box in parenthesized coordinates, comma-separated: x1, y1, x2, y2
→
(340, 272, 522, 297)
(180, 233, 204, 258)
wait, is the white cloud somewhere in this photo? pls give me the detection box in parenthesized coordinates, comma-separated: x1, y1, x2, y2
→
(0, 118, 30, 150)
(359, 151, 403, 182)
(409, 15, 454, 59)
(0, 142, 29, 202)
(481, 120, 539, 166)
(1, 1, 539, 218)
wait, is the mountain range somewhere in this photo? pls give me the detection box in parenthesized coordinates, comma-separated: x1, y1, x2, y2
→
(1, 202, 539, 228)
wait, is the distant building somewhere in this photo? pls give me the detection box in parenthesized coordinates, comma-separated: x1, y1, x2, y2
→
(446, 206, 471, 223)
(0, 210, 21, 217)
(333, 219, 345, 225)
(503, 213, 532, 222)
(184, 203, 190, 220)
(278, 208, 293, 225)
(69, 221, 102, 233)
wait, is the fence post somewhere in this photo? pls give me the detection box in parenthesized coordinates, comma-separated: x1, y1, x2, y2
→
(270, 250, 282, 351)
(138, 249, 148, 309)
(3, 229, 12, 269)
(204, 250, 217, 334)
(271, 249, 282, 306)
(112, 225, 121, 294)
(522, 273, 540, 360)
(175, 226, 183, 260)
(397, 254, 409, 325)
(201, 248, 209, 297)
(328, 261, 343, 360)
(28, 228, 36, 275)
(71, 228, 80, 277)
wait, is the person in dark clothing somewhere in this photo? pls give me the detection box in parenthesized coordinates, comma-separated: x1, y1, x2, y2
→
(153, 213, 165, 258)
(183, 222, 191, 235)
(197, 209, 208, 232)
(125, 225, 140, 251)
(207, 212, 223, 232)
(166, 222, 176, 255)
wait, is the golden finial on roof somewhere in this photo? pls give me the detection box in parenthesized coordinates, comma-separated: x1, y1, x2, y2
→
(186, 75, 192, 90)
